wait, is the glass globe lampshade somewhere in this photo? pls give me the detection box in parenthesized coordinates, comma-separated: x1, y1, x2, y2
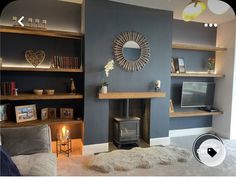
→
(182, 0, 206, 22)
(207, 0, 230, 15)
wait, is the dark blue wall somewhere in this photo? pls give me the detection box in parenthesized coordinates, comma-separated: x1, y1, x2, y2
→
(171, 20, 217, 130)
(84, 0, 173, 145)
(172, 20, 216, 45)
(1, 0, 218, 144)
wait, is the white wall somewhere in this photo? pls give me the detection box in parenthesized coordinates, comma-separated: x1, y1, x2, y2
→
(213, 20, 236, 139)
(231, 22, 236, 139)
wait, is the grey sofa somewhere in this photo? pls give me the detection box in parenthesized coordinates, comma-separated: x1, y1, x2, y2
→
(0, 124, 57, 176)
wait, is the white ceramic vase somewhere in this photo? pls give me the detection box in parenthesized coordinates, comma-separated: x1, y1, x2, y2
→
(101, 86, 108, 94)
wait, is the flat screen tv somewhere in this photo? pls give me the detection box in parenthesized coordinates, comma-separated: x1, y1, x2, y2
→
(181, 82, 215, 108)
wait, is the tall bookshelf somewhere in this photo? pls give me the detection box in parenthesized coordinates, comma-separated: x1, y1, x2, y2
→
(0, 26, 84, 141)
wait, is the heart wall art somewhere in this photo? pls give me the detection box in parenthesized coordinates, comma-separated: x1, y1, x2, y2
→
(25, 50, 46, 68)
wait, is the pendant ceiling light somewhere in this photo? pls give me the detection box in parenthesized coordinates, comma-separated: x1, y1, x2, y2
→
(182, 0, 206, 22)
(207, 0, 230, 15)
(182, 0, 231, 22)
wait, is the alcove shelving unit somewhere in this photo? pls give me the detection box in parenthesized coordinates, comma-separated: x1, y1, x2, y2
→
(0, 25, 84, 134)
(170, 42, 226, 118)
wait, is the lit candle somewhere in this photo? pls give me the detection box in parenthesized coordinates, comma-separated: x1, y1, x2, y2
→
(62, 126, 66, 140)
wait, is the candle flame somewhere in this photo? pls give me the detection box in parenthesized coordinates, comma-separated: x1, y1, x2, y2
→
(62, 126, 66, 136)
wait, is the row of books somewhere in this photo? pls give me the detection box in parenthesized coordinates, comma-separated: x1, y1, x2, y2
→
(51, 56, 81, 69)
(0, 81, 16, 96)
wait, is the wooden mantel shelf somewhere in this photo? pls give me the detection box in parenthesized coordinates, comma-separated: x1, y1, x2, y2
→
(98, 92, 166, 99)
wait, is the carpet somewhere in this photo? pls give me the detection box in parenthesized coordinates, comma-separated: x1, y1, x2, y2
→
(88, 146, 191, 173)
(57, 136, 236, 176)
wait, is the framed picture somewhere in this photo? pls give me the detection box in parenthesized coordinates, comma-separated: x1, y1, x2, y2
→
(177, 58, 186, 73)
(60, 108, 74, 119)
(173, 57, 186, 73)
(48, 108, 57, 119)
(169, 100, 174, 113)
(15, 104, 37, 123)
(0, 104, 9, 121)
(41, 108, 48, 120)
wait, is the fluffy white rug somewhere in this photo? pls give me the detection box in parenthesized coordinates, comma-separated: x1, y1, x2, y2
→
(88, 146, 191, 173)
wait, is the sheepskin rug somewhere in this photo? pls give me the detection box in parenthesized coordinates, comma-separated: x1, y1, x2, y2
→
(88, 146, 192, 173)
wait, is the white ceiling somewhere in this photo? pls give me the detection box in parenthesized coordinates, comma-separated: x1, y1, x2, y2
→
(109, 0, 235, 24)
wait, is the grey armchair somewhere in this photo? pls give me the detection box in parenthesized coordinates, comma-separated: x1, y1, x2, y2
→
(0, 124, 57, 176)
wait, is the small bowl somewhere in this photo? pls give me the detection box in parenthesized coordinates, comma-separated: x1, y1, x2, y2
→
(44, 89, 55, 95)
(33, 89, 43, 95)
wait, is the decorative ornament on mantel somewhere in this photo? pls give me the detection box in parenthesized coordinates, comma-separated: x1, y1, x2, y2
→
(100, 59, 114, 94)
(154, 80, 161, 92)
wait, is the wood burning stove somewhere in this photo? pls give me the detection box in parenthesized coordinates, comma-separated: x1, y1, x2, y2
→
(113, 99, 140, 148)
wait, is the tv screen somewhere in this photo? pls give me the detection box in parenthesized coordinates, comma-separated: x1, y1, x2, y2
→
(181, 82, 215, 108)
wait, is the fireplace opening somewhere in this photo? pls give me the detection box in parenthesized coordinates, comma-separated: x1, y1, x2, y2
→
(109, 99, 150, 150)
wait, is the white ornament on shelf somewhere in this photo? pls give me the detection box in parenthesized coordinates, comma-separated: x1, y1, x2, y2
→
(100, 86, 108, 94)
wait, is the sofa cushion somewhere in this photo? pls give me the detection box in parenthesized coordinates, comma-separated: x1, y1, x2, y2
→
(0, 146, 21, 176)
(0, 125, 51, 156)
(11, 153, 57, 176)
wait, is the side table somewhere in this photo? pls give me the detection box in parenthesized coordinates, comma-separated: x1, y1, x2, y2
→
(56, 139, 72, 157)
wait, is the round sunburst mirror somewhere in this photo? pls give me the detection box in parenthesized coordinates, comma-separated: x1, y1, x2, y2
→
(113, 31, 151, 72)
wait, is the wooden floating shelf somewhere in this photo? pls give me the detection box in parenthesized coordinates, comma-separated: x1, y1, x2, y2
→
(170, 110, 223, 118)
(0, 67, 83, 73)
(172, 43, 227, 52)
(0, 118, 83, 128)
(98, 92, 166, 99)
(171, 73, 225, 78)
(0, 25, 83, 39)
(1, 93, 83, 101)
